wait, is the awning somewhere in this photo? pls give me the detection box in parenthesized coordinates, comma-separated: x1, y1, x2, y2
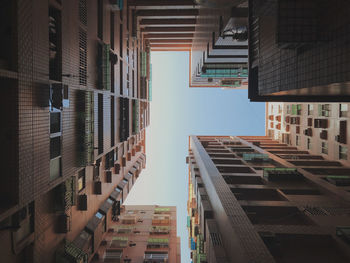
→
(110, 188, 121, 201)
(99, 198, 113, 215)
(85, 212, 104, 233)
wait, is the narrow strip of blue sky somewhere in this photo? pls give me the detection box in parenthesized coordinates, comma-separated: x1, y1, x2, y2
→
(125, 52, 266, 262)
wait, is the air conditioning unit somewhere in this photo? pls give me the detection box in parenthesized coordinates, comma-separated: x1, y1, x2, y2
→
(114, 163, 120, 174)
(121, 157, 126, 167)
(335, 135, 340, 142)
(105, 170, 112, 183)
(78, 194, 88, 211)
(94, 181, 102, 195)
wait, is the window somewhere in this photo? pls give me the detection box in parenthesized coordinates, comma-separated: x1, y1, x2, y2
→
(78, 168, 86, 192)
(152, 215, 170, 225)
(308, 104, 313, 115)
(150, 226, 170, 235)
(295, 135, 300, 146)
(319, 104, 331, 117)
(321, 142, 328, 154)
(0, 0, 17, 71)
(50, 137, 61, 159)
(291, 104, 301, 115)
(49, 7, 62, 81)
(111, 97, 115, 147)
(307, 138, 312, 150)
(110, 11, 115, 50)
(50, 112, 61, 134)
(286, 105, 291, 114)
(98, 94, 103, 154)
(111, 237, 128, 248)
(290, 117, 300, 125)
(144, 252, 168, 262)
(116, 226, 133, 233)
(79, 29, 87, 86)
(339, 146, 348, 160)
(97, 0, 103, 39)
(119, 24, 123, 57)
(147, 238, 169, 249)
(339, 104, 348, 117)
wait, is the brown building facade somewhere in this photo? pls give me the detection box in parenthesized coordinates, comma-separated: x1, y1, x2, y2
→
(91, 205, 181, 263)
(187, 135, 350, 263)
(0, 0, 150, 262)
(248, 0, 350, 102)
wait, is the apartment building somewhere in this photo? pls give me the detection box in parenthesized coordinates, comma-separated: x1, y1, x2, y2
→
(187, 135, 350, 263)
(90, 205, 181, 263)
(0, 0, 150, 262)
(127, 0, 249, 89)
(267, 102, 349, 165)
(248, 0, 350, 102)
(189, 2, 249, 89)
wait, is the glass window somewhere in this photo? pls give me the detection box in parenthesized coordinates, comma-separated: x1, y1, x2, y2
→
(95, 212, 103, 219)
(340, 104, 348, 117)
(339, 146, 348, 160)
(78, 168, 86, 192)
(295, 135, 300, 146)
(286, 105, 291, 114)
(308, 104, 313, 115)
(307, 138, 311, 150)
(321, 142, 328, 154)
(319, 104, 331, 117)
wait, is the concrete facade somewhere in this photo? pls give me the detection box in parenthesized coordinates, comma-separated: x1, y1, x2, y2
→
(187, 135, 350, 263)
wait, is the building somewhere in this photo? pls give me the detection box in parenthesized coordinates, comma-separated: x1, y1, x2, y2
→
(248, 0, 350, 102)
(0, 0, 150, 262)
(189, 2, 249, 89)
(187, 135, 350, 263)
(90, 205, 181, 263)
(267, 102, 349, 164)
(128, 0, 249, 89)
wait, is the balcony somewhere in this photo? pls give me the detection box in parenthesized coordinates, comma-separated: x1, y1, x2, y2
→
(152, 215, 170, 226)
(242, 153, 269, 162)
(146, 238, 169, 249)
(243, 206, 313, 225)
(326, 176, 350, 186)
(97, 43, 111, 90)
(144, 252, 168, 263)
(104, 249, 123, 263)
(260, 233, 349, 263)
(150, 226, 170, 235)
(231, 188, 286, 201)
(110, 237, 128, 248)
(263, 168, 303, 181)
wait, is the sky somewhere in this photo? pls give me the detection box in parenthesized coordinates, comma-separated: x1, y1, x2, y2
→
(125, 52, 266, 262)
